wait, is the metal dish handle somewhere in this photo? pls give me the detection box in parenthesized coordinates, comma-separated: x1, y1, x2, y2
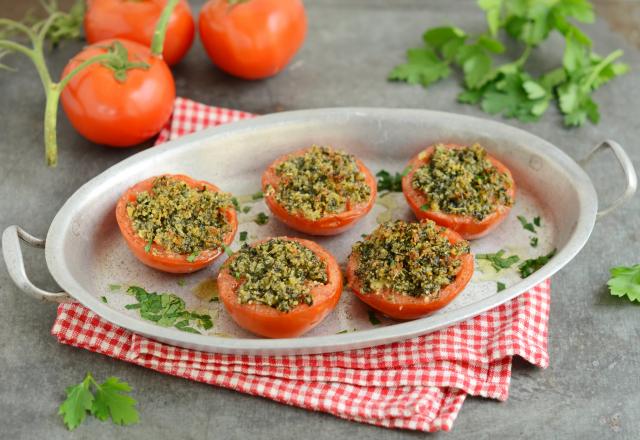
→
(580, 140, 637, 219)
(2, 225, 71, 303)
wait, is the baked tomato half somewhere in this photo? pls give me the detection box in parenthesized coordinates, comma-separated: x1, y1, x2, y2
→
(60, 39, 175, 147)
(198, 0, 306, 79)
(346, 220, 473, 320)
(402, 143, 515, 239)
(115, 174, 237, 273)
(84, 0, 195, 65)
(218, 237, 342, 338)
(262, 146, 377, 236)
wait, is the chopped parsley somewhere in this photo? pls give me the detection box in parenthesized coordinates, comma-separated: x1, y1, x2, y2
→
(533, 216, 541, 227)
(239, 231, 248, 241)
(496, 281, 506, 292)
(413, 144, 513, 221)
(350, 220, 470, 297)
(530, 236, 539, 248)
(254, 212, 269, 225)
(231, 197, 240, 211)
(125, 286, 213, 333)
(100, 296, 108, 303)
(265, 146, 372, 220)
(517, 215, 537, 233)
(127, 176, 233, 255)
(242, 206, 251, 214)
(477, 249, 520, 271)
(108, 284, 121, 291)
(368, 310, 381, 325)
(177, 279, 186, 287)
(376, 166, 410, 192)
(228, 238, 328, 312)
(252, 191, 264, 200)
(518, 249, 556, 278)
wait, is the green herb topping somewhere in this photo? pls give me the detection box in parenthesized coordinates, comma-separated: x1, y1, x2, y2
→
(254, 212, 269, 225)
(376, 166, 411, 192)
(350, 220, 470, 298)
(518, 249, 556, 278)
(125, 286, 213, 334)
(127, 176, 233, 255)
(412, 144, 513, 221)
(228, 238, 328, 312)
(266, 146, 372, 220)
(477, 249, 520, 271)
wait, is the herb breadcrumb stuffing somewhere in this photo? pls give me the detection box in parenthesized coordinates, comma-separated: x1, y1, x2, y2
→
(266, 146, 371, 220)
(127, 176, 233, 255)
(229, 238, 328, 312)
(412, 144, 513, 221)
(351, 220, 470, 298)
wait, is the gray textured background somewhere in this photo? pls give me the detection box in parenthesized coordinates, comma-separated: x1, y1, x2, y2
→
(1, 0, 639, 438)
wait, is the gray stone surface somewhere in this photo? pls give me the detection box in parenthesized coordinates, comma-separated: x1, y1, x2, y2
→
(1, 0, 639, 438)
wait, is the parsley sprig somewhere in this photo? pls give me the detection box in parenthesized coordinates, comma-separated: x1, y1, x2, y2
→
(389, 0, 629, 127)
(518, 249, 556, 278)
(607, 264, 640, 303)
(376, 167, 411, 192)
(125, 286, 213, 334)
(58, 373, 139, 431)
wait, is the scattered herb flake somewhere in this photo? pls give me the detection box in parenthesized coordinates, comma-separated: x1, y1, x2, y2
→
(254, 212, 269, 225)
(100, 296, 108, 303)
(533, 216, 541, 227)
(125, 286, 213, 332)
(223, 245, 233, 256)
(239, 231, 248, 242)
(607, 264, 640, 303)
(186, 251, 199, 263)
(177, 279, 186, 287)
(336, 330, 349, 334)
(518, 249, 556, 278)
(497, 281, 506, 292)
(368, 310, 381, 325)
(242, 206, 251, 214)
(108, 284, 121, 291)
(376, 169, 404, 192)
(517, 215, 536, 233)
(58, 373, 139, 431)
(231, 197, 240, 211)
(251, 191, 264, 200)
(477, 249, 520, 272)
(530, 236, 539, 248)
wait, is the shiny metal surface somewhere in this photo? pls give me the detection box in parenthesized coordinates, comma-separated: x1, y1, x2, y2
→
(3, 108, 636, 354)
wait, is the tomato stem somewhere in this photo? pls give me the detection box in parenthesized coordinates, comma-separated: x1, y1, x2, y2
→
(150, 0, 180, 58)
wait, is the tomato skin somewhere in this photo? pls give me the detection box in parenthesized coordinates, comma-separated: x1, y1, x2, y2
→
(115, 174, 238, 274)
(347, 227, 474, 320)
(218, 237, 342, 338)
(84, 0, 195, 66)
(198, 0, 306, 80)
(262, 149, 377, 236)
(60, 39, 175, 147)
(401, 144, 516, 239)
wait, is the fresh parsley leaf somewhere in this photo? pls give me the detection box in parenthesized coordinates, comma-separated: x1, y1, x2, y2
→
(255, 212, 269, 225)
(518, 249, 556, 278)
(108, 284, 121, 291)
(497, 281, 506, 292)
(91, 377, 139, 426)
(252, 191, 264, 200)
(477, 249, 520, 271)
(239, 231, 248, 242)
(376, 169, 405, 192)
(58, 373, 139, 431)
(100, 296, 108, 303)
(389, 47, 451, 87)
(530, 236, 539, 248)
(58, 375, 94, 431)
(368, 310, 381, 325)
(607, 264, 640, 303)
(517, 215, 536, 233)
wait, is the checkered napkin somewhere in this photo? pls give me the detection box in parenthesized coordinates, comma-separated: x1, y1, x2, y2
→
(51, 97, 551, 432)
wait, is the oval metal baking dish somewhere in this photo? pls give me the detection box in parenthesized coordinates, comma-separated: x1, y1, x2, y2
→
(3, 108, 636, 355)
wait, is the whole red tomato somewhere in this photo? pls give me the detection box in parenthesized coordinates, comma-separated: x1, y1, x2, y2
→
(198, 0, 307, 80)
(60, 39, 175, 147)
(84, 0, 195, 66)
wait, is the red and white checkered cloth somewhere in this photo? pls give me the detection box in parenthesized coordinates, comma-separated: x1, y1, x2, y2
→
(52, 97, 551, 432)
